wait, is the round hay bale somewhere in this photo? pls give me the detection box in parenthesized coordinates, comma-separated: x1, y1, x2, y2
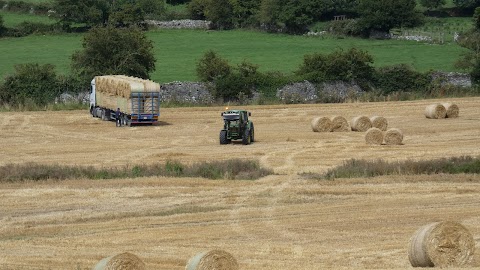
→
(384, 128, 403, 145)
(370, 116, 388, 131)
(442, 102, 459, 118)
(350, 116, 372, 132)
(408, 221, 475, 268)
(330, 116, 349, 132)
(311, 117, 333, 132)
(365, 127, 383, 145)
(425, 104, 447, 119)
(186, 250, 238, 270)
(94, 252, 145, 270)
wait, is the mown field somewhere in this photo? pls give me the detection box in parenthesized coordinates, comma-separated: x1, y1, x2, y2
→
(0, 97, 479, 269)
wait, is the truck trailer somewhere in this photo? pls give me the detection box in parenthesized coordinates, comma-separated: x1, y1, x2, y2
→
(89, 75, 161, 126)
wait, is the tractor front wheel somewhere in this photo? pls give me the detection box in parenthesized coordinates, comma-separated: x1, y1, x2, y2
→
(220, 130, 229, 144)
(242, 129, 251, 145)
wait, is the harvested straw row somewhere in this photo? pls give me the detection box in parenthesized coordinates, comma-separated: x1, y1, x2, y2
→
(442, 102, 459, 118)
(94, 252, 145, 270)
(409, 221, 475, 268)
(425, 104, 447, 119)
(351, 116, 372, 132)
(370, 116, 388, 131)
(186, 250, 239, 270)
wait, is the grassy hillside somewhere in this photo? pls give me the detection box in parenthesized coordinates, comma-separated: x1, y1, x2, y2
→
(0, 10, 56, 27)
(0, 29, 469, 83)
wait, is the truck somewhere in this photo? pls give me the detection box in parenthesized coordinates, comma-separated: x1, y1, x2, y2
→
(89, 75, 161, 126)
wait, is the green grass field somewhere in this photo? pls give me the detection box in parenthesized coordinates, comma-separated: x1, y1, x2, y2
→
(0, 10, 57, 27)
(0, 29, 469, 83)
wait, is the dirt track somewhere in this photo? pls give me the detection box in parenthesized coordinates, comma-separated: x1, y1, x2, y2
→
(0, 97, 480, 269)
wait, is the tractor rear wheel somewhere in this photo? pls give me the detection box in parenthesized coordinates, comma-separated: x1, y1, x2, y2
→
(250, 122, 255, 142)
(220, 130, 228, 144)
(242, 129, 251, 145)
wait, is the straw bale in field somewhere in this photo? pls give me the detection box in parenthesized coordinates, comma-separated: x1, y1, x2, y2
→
(186, 250, 239, 270)
(94, 252, 145, 270)
(311, 117, 333, 132)
(442, 102, 459, 118)
(425, 104, 447, 119)
(330, 116, 349, 132)
(365, 128, 383, 145)
(384, 128, 403, 145)
(408, 221, 475, 268)
(370, 116, 388, 131)
(350, 116, 372, 132)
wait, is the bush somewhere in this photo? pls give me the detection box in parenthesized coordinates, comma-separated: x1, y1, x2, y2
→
(196, 50, 231, 82)
(319, 156, 480, 180)
(326, 19, 363, 37)
(187, 0, 207, 20)
(8, 22, 58, 37)
(0, 159, 273, 182)
(374, 64, 431, 94)
(296, 48, 374, 88)
(4, 0, 30, 12)
(0, 63, 61, 107)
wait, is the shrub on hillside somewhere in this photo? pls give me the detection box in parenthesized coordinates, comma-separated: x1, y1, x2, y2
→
(374, 64, 431, 94)
(296, 48, 374, 89)
(0, 63, 61, 107)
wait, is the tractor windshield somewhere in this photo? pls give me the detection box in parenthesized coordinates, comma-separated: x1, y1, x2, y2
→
(223, 113, 240, 121)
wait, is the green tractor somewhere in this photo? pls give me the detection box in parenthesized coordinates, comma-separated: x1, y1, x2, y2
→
(219, 109, 254, 145)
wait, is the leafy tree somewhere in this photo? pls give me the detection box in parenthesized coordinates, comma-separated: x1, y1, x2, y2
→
(475, 7, 480, 30)
(356, 0, 423, 34)
(187, 0, 207, 20)
(215, 60, 259, 101)
(259, 0, 320, 34)
(420, 0, 446, 10)
(109, 1, 145, 27)
(136, 0, 166, 18)
(456, 9, 480, 84)
(71, 26, 156, 81)
(0, 63, 61, 106)
(166, 0, 191, 4)
(205, 0, 234, 29)
(196, 50, 231, 82)
(0, 15, 5, 37)
(453, 0, 480, 9)
(229, 0, 260, 28)
(53, 0, 110, 28)
(296, 48, 374, 88)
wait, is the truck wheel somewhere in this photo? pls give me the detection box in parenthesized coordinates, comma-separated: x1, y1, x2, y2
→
(100, 109, 106, 121)
(220, 130, 228, 144)
(242, 129, 251, 145)
(250, 123, 255, 142)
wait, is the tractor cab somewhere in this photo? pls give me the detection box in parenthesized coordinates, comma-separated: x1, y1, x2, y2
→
(220, 110, 254, 145)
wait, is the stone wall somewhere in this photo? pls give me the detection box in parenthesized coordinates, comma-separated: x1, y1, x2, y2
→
(145, 20, 212, 30)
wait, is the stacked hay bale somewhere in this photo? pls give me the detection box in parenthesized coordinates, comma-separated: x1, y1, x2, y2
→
(94, 252, 145, 270)
(330, 116, 349, 132)
(311, 117, 333, 132)
(442, 102, 459, 118)
(311, 116, 350, 132)
(364, 127, 404, 145)
(370, 116, 388, 131)
(95, 75, 161, 113)
(186, 250, 239, 270)
(384, 128, 403, 145)
(351, 116, 372, 132)
(425, 104, 447, 119)
(365, 127, 384, 145)
(408, 221, 475, 268)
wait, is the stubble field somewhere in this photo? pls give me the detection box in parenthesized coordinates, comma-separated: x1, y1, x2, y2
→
(1, 97, 480, 269)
